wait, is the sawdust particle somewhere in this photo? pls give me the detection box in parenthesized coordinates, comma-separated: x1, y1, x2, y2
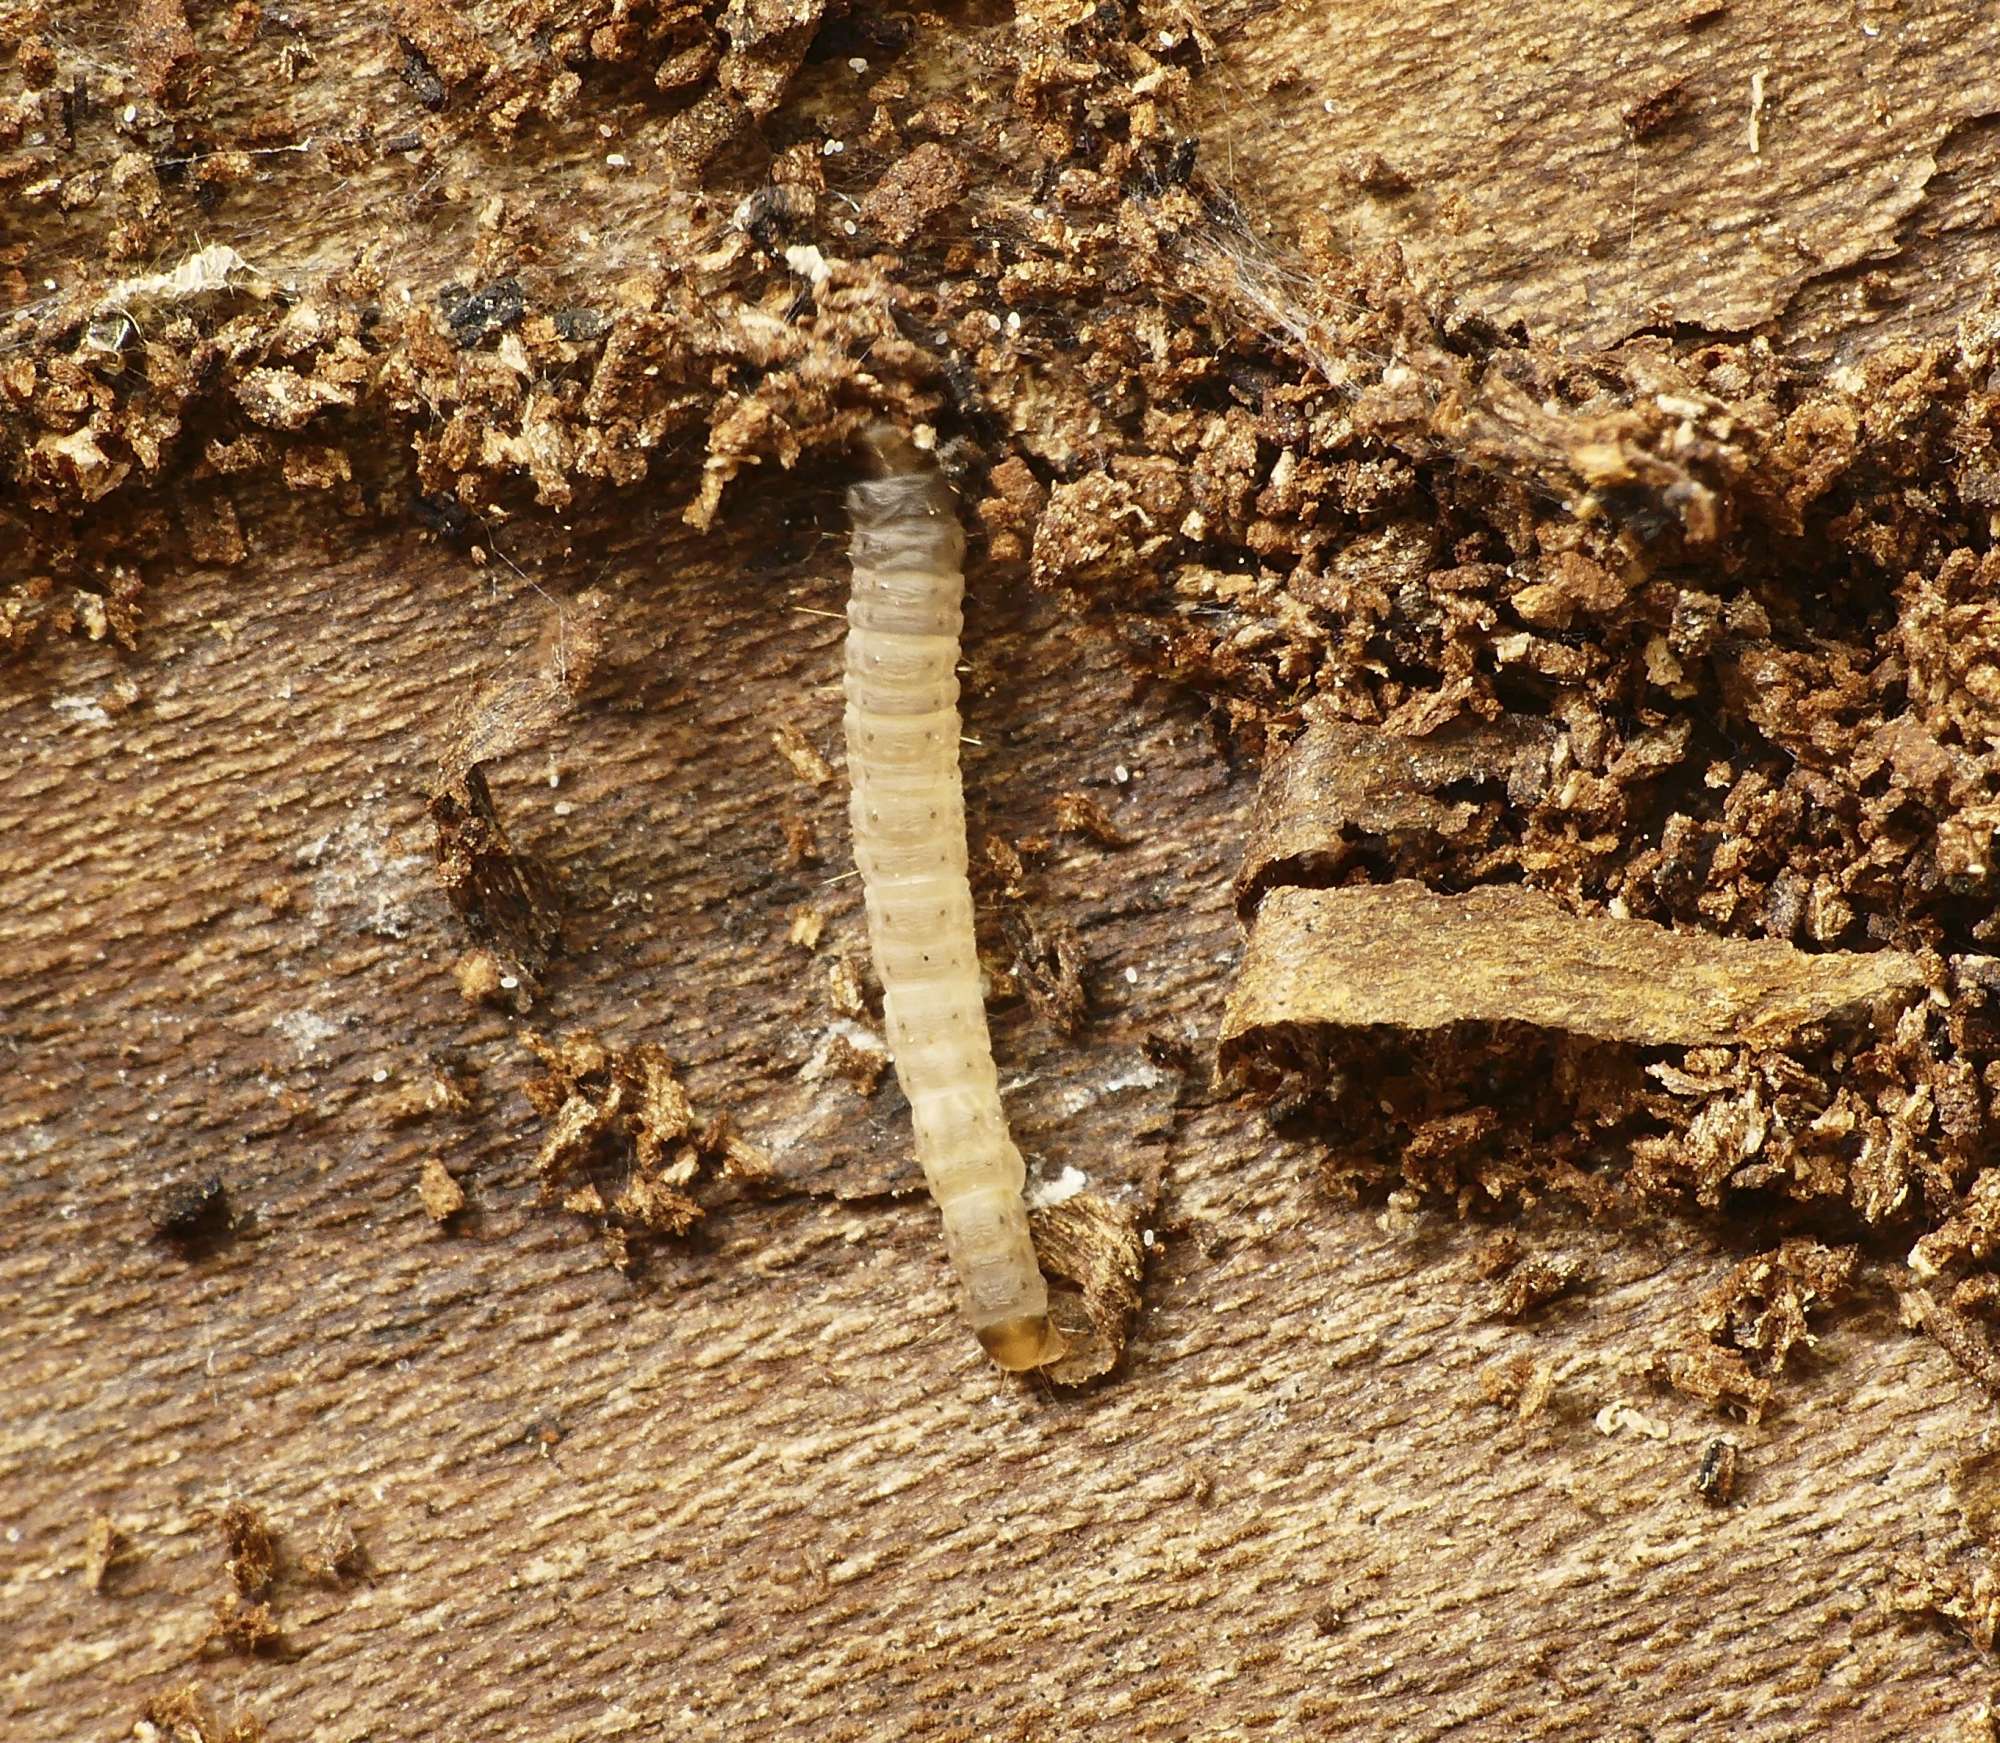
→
(417, 1159, 467, 1224)
(1052, 790, 1133, 848)
(136, 1684, 264, 1743)
(84, 1515, 130, 1593)
(771, 721, 834, 786)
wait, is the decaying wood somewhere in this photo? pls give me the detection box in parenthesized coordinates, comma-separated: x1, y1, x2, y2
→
(1225, 881, 1928, 1053)
(8, 1, 2000, 1738)
(1234, 714, 1561, 914)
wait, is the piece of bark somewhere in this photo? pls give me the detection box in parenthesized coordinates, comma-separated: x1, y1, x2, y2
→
(1235, 715, 1561, 914)
(1223, 881, 1925, 1058)
(1030, 1192, 1150, 1384)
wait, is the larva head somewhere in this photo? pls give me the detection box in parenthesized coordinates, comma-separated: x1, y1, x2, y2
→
(859, 420, 927, 480)
(977, 1313, 1066, 1372)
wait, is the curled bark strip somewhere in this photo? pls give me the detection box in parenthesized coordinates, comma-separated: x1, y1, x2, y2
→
(1223, 881, 1926, 1067)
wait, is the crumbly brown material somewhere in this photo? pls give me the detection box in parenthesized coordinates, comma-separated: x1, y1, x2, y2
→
(521, 1029, 766, 1272)
(9, 0, 2000, 1726)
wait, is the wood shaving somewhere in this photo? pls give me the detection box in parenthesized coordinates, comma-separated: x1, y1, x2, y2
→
(84, 1516, 129, 1593)
(1225, 881, 1925, 1053)
(521, 1030, 729, 1270)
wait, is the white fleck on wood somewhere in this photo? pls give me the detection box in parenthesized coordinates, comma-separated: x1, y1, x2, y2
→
(844, 428, 1060, 1371)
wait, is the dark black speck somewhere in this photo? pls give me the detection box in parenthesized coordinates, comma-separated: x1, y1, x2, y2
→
(551, 307, 610, 344)
(398, 40, 447, 111)
(438, 278, 526, 348)
(150, 1176, 233, 1253)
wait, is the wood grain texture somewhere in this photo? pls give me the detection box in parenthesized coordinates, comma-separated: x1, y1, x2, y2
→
(2, 480, 1996, 1742)
(1194, 0, 2000, 358)
(4, 3, 2000, 1738)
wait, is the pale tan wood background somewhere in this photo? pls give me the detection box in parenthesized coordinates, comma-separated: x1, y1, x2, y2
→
(5, 3, 1999, 1738)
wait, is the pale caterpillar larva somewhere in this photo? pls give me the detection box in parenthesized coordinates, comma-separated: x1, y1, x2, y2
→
(844, 426, 1062, 1371)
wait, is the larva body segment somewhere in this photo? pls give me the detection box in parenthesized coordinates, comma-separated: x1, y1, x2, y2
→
(844, 431, 1060, 1371)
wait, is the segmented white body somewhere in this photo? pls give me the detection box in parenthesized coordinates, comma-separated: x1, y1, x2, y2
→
(844, 431, 1059, 1370)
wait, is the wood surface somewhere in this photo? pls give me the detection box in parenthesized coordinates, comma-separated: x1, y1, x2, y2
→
(1196, 0, 2000, 361)
(6, 4, 2000, 1740)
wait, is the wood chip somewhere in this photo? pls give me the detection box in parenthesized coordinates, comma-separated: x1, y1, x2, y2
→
(770, 720, 833, 786)
(83, 1515, 128, 1593)
(430, 592, 610, 980)
(1235, 715, 1560, 914)
(219, 1502, 276, 1597)
(1031, 1193, 1149, 1385)
(1493, 1253, 1589, 1320)
(416, 1159, 466, 1224)
(1223, 881, 1925, 1056)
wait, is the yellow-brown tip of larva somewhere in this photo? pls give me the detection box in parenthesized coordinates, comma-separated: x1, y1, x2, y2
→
(977, 1314, 1066, 1372)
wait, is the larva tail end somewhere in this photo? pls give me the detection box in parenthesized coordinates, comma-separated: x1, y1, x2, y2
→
(977, 1313, 1066, 1372)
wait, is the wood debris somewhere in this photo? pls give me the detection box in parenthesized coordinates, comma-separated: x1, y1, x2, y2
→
(1649, 1342, 1773, 1424)
(1226, 881, 1925, 1054)
(380, 1056, 479, 1126)
(430, 591, 611, 984)
(1479, 1353, 1558, 1423)
(1235, 715, 1560, 915)
(417, 1159, 467, 1225)
(1695, 1239, 1856, 1370)
(1957, 1449, 2000, 1547)
(136, 1685, 264, 1743)
(1052, 790, 1133, 849)
(770, 720, 833, 786)
(1031, 1193, 1150, 1385)
(858, 141, 969, 247)
(522, 1030, 754, 1270)
(203, 1595, 281, 1658)
(219, 1502, 276, 1598)
(148, 1177, 232, 1252)
(199, 1502, 285, 1658)
(1491, 1253, 1590, 1321)
(297, 1505, 366, 1586)
(84, 1516, 130, 1593)
(1001, 906, 1090, 1039)
(1910, 1288, 2000, 1400)
(1622, 77, 1691, 140)
(452, 948, 507, 1007)
(1888, 1553, 2000, 1654)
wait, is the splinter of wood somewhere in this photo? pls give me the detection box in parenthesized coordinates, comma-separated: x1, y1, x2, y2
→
(843, 426, 1061, 1371)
